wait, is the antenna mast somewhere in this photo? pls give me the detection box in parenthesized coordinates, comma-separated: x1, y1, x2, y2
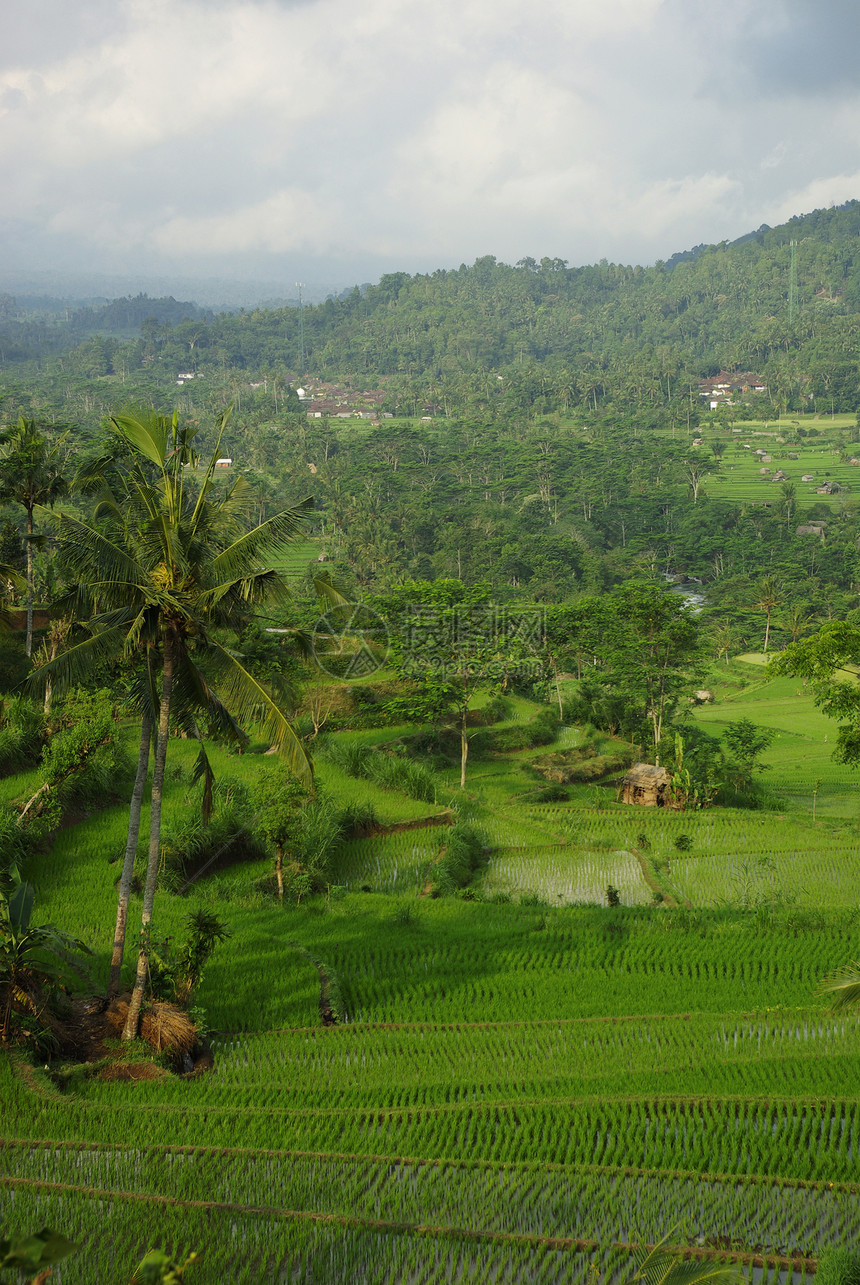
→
(296, 282, 305, 373)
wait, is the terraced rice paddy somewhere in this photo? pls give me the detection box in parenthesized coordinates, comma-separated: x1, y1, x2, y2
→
(5, 677, 860, 1280)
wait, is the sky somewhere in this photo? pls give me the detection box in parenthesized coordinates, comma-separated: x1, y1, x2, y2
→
(2, 0, 860, 300)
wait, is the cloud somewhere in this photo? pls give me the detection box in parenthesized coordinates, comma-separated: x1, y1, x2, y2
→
(764, 172, 860, 226)
(2, 0, 860, 286)
(153, 188, 334, 255)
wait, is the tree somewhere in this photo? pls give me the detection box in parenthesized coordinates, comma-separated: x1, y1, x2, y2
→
(0, 417, 68, 657)
(250, 769, 309, 900)
(722, 716, 775, 789)
(44, 408, 314, 1037)
(682, 457, 708, 503)
(754, 575, 782, 653)
(597, 583, 703, 759)
(770, 621, 860, 764)
(378, 579, 543, 789)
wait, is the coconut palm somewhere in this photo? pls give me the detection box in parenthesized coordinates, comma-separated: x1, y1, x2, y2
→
(754, 576, 782, 654)
(42, 407, 314, 1036)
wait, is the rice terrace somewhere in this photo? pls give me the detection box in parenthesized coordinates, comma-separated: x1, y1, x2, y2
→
(9, 209, 860, 1281)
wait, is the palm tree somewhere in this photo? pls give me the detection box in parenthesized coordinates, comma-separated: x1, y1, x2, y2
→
(43, 408, 314, 1036)
(754, 576, 782, 654)
(0, 417, 69, 657)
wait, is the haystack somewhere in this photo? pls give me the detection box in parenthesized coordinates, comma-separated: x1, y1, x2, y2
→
(103, 995, 197, 1057)
(621, 763, 671, 807)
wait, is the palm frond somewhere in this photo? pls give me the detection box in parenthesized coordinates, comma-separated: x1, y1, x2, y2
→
(110, 410, 171, 472)
(313, 575, 352, 609)
(51, 511, 149, 593)
(816, 961, 860, 1010)
(191, 740, 215, 826)
(631, 1232, 745, 1285)
(208, 498, 314, 582)
(173, 653, 248, 749)
(188, 406, 233, 531)
(24, 625, 129, 699)
(204, 639, 313, 786)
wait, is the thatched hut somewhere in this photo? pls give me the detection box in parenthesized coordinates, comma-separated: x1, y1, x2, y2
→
(621, 763, 671, 807)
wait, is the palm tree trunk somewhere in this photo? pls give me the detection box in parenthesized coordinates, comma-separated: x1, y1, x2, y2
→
(25, 505, 34, 658)
(109, 708, 152, 997)
(124, 634, 175, 1039)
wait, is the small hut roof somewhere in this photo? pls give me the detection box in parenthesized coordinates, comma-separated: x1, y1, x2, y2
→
(624, 763, 670, 786)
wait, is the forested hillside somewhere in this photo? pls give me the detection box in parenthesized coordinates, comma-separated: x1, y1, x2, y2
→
(5, 202, 860, 419)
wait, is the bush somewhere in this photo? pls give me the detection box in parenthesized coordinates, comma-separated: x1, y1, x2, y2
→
(338, 800, 381, 835)
(532, 747, 633, 785)
(481, 694, 513, 724)
(159, 781, 267, 891)
(0, 697, 44, 776)
(534, 783, 570, 802)
(427, 823, 489, 895)
(324, 740, 438, 803)
(476, 706, 560, 752)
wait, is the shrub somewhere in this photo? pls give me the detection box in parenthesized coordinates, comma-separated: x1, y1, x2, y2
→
(0, 697, 44, 776)
(534, 783, 570, 802)
(159, 781, 266, 891)
(476, 706, 560, 752)
(481, 694, 513, 724)
(324, 740, 438, 803)
(338, 800, 381, 835)
(427, 823, 489, 895)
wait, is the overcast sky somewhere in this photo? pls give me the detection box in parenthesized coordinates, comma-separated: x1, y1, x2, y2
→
(3, 0, 860, 297)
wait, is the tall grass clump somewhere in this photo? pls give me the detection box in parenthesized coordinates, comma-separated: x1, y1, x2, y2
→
(427, 823, 489, 895)
(816, 1249, 860, 1285)
(475, 706, 560, 752)
(160, 780, 267, 891)
(324, 741, 437, 803)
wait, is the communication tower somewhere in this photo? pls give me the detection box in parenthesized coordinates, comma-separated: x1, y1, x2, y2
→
(296, 282, 305, 373)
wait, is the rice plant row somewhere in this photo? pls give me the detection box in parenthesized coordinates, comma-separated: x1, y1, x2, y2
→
(9, 1060, 860, 1185)
(480, 846, 650, 905)
(2, 1142, 852, 1257)
(3, 1182, 639, 1285)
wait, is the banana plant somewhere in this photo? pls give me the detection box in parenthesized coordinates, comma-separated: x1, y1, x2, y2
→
(0, 880, 91, 1044)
